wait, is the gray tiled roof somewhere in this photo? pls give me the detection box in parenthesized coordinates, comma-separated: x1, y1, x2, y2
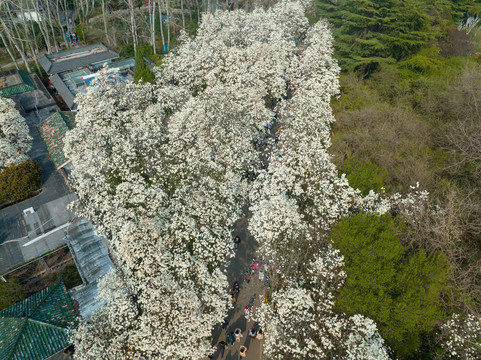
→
(49, 74, 76, 109)
(39, 43, 119, 75)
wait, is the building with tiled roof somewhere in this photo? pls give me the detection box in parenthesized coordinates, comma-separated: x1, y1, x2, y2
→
(0, 69, 35, 98)
(0, 279, 78, 360)
(38, 111, 76, 169)
(38, 43, 119, 75)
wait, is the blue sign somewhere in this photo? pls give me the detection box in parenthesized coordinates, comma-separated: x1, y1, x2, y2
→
(163, 44, 168, 52)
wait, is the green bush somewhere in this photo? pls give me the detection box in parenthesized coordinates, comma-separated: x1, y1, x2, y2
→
(76, 24, 86, 41)
(342, 157, 388, 195)
(331, 213, 449, 359)
(0, 160, 42, 203)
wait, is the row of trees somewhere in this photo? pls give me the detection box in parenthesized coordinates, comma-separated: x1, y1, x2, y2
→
(315, 0, 481, 72)
(64, 1, 480, 359)
(0, 0, 281, 75)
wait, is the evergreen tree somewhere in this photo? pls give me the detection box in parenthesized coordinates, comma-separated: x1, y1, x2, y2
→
(134, 47, 155, 84)
(315, 0, 470, 71)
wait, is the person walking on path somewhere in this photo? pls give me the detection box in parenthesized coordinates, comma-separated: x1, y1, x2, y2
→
(227, 332, 235, 346)
(234, 235, 241, 250)
(239, 346, 247, 358)
(256, 328, 264, 340)
(248, 328, 257, 339)
(233, 281, 240, 294)
(234, 328, 243, 342)
(218, 341, 227, 357)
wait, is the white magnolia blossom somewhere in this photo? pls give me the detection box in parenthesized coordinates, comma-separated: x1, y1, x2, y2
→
(66, 1, 426, 358)
(439, 313, 481, 359)
(0, 97, 31, 168)
(247, 3, 393, 358)
(66, 70, 241, 358)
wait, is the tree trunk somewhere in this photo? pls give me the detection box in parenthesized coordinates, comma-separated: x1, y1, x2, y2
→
(0, 20, 31, 73)
(195, 0, 200, 23)
(101, 0, 110, 45)
(32, 0, 52, 53)
(180, 0, 185, 31)
(0, 31, 19, 70)
(165, 0, 170, 47)
(19, 0, 41, 72)
(54, 0, 70, 49)
(151, 0, 156, 53)
(45, 0, 59, 52)
(128, 0, 138, 53)
(63, 0, 70, 36)
(158, 0, 166, 50)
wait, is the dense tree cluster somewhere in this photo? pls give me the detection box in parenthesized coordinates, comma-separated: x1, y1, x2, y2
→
(65, 1, 481, 359)
(315, 0, 481, 70)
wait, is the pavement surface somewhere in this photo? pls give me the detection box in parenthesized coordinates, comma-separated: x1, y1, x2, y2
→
(205, 212, 265, 360)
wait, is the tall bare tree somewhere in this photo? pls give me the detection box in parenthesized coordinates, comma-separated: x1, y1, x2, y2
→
(0, 30, 19, 70)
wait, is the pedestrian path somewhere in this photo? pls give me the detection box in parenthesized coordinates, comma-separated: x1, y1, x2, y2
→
(202, 216, 265, 360)
(203, 122, 280, 360)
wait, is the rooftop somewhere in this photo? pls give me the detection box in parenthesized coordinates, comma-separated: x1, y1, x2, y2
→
(0, 69, 35, 97)
(0, 279, 77, 360)
(68, 218, 114, 319)
(39, 43, 119, 75)
(50, 57, 135, 110)
(38, 111, 76, 169)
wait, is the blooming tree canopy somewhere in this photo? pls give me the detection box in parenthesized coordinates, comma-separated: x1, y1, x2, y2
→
(0, 97, 32, 169)
(66, 1, 432, 358)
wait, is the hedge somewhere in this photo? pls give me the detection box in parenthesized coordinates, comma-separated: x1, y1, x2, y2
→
(0, 160, 42, 204)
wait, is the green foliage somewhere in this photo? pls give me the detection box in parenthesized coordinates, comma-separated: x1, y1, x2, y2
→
(76, 24, 86, 41)
(331, 213, 449, 359)
(134, 45, 157, 84)
(315, 0, 481, 72)
(316, 0, 433, 71)
(137, 44, 163, 65)
(342, 157, 388, 195)
(119, 42, 135, 58)
(0, 277, 25, 311)
(0, 160, 42, 204)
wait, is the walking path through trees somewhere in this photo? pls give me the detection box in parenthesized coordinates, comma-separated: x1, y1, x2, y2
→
(206, 123, 279, 360)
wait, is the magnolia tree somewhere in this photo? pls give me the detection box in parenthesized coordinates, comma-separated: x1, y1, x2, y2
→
(0, 97, 31, 169)
(66, 1, 427, 358)
(65, 70, 252, 358)
(242, 1, 431, 357)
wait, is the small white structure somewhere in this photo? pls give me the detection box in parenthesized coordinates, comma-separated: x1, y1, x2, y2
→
(16, 11, 43, 23)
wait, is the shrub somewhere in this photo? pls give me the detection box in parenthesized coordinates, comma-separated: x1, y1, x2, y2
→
(0, 160, 42, 204)
(341, 156, 388, 195)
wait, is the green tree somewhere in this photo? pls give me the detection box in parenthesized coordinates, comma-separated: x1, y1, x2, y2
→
(331, 213, 449, 359)
(316, 0, 435, 71)
(134, 45, 159, 84)
(0, 277, 25, 311)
